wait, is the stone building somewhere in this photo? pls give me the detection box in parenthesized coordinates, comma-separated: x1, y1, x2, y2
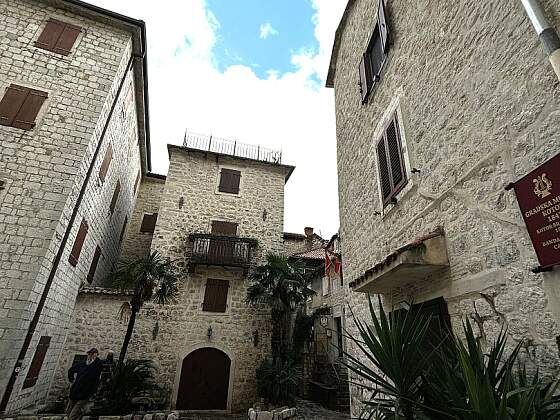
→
(0, 0, 151, 413)
(327, 0, 560, 416)
(51, 133, 296, 413)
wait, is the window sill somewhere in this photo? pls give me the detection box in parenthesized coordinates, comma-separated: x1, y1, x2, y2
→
(200, 310, 230, 317)
(215, 190, 241, 198)
(381, 179, 416, 220)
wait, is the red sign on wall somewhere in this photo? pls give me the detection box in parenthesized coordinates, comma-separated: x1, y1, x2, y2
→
(512, 153, 560, 268)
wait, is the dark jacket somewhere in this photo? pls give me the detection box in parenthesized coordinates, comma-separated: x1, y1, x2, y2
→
(68, 358, 103, 401)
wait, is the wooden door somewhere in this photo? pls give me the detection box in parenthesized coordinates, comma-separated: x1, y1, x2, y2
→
(208, 221, 238, 263)
(176, 348, 231, 410)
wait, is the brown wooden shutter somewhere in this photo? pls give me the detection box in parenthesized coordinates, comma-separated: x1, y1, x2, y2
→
(53, 23, 81, 55)
(202, 279, 228, 312)
(140, 213, 158, 233)
(35, 19, 65, 50)
(218, 169, 241, 194)
(22, 336, 51, 389)
(13, 89, 48, 130)
(69, 219, 88, 266)
(377, 137, 392, 202)
(109, 180, 121, 214)
(386, 118, 405, 191)
(378, 0, 389, 53)
(35, 19, 81, 55)
(358, 55, 368, 103)
(99, 144, 113, 182)
(133, 171, 141, 193)
(120, 216, 128, 242)
(0, 85, 28, 127)
(211, 221, 238, 236)
(87, 245, 101, 283)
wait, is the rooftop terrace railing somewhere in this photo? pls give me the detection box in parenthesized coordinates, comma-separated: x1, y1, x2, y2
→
(183, 130, 282, 164)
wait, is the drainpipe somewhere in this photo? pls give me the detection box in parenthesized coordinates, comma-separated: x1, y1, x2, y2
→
(520, 0, 560, 81)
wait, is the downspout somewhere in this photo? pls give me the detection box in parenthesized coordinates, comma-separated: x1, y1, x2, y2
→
(0, 54, 136, 414)
(520, 0, 560, 80)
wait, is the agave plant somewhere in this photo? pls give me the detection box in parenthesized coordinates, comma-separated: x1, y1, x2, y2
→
(345, 295, 560, 420)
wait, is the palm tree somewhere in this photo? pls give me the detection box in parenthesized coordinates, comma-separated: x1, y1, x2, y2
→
(106, 251, 179, 363)
(246, 254, 314, 364)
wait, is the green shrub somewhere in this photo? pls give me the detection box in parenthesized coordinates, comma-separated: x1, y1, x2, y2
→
(256, 358, 299, 405)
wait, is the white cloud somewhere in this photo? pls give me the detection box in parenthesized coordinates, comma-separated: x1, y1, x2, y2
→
(87, 0, 347, 238)
(259, 22, 279, 39)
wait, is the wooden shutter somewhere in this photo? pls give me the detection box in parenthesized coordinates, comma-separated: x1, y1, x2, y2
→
(211, 221, 238, 236)
(218, 169, 241, 194)
(99, 144, 113, 182)
(133, 171, 141, 193)
(377, 138, 392, 201)
(0, 85, 28, 127)
(35, 19, 81, 55)
(120, 216, 128, 242)
(202, 279, 229, 312)
(69, 219, 88, 266)
(13, 89, 48, 130)
(377, 114, 407, 206)
(378, 0, 389, 53)
(0, 85, 47, 130)
(53, 23, 81, 55)
(35, 19, 65, 50)
(109, 180, 121, 214)
(140, 213, 157, 233)
(358, 55, 368, 103)
(87, 245, 101, 283)
(22, 336, 51, 389)
(386, 118, 405, 191)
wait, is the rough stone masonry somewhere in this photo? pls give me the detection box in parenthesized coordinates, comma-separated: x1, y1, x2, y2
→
(328, 0, 560, 416)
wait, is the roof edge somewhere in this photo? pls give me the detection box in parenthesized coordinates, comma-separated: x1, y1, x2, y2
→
(326, 0, 355, 88)
(167, 144, 296, 182)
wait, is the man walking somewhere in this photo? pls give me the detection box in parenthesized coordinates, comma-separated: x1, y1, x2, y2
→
(66, 348, 103, 420)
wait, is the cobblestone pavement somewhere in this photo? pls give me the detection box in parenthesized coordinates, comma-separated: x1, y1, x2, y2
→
(179, 399, 351, 420)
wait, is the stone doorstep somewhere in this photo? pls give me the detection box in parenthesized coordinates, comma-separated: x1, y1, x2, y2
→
(247, 407, 297, 420)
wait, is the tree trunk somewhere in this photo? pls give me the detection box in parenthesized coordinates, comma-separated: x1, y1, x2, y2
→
(118, 306, 138, 363)
(271, 309, 282, 364)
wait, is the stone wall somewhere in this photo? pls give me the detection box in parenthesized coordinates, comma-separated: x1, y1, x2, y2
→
(119, 175, 165, 263)
(331, 0, 560, 415)
(0, 0, 143, 411)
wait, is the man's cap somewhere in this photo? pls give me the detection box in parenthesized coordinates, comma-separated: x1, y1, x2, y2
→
(86, 347, 99, 354)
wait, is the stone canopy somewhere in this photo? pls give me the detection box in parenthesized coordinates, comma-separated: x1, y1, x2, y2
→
(350, 227, 449, 294)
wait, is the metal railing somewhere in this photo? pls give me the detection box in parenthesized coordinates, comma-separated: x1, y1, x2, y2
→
(183, 131, 282, 164)
(188, 233, 257, 267)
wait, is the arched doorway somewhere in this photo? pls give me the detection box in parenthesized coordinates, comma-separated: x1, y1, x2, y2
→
(176, 347, 231, 410)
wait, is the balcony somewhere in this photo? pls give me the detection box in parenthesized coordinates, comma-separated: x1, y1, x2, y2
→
(188, 233, 258, 268)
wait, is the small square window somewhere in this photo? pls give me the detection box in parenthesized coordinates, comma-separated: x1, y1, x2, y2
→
(218, 168, 241, 194)
(202, 279, 229, 312)
(140, 213, 158, 234)
(35, 19, 81, 56)
(0, 84, 48, 130)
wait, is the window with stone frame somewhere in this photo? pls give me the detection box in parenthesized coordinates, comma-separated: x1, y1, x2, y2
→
(218, 168, 241, 194)
(69, 219, 89, 267)
(359, 0, 389, 104)
(0, 84, 48, 130)
(140, 213, 158, 234)
(35, 18, 81, 56)
(202, 279, 229, 313)
(376, 112, 407, 207)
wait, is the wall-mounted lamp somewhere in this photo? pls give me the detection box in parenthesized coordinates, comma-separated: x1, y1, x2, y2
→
(373, 211, 381, 216)
(411, 167, 421, 174)
(253, 330, 259, 347)
(179, 196, 184, 209)
(207, 326, 213, 340)
(152, 321, 159, 340)
(262, 209, 268, 221)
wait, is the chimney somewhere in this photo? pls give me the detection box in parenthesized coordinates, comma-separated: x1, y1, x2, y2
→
(304, 227, 314, 237)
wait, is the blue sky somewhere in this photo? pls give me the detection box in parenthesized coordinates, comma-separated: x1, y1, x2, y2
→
(207, 0, 319, 79)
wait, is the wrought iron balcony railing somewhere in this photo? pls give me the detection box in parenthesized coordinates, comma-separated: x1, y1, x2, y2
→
(188, 233, 258, 267)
